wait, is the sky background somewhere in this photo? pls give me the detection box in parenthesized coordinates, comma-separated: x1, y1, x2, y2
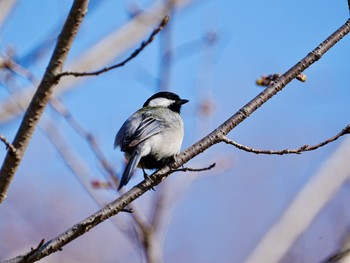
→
(1, 0, 350, 262)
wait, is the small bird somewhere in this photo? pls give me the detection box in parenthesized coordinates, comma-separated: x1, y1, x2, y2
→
(115, 91, 188, 190)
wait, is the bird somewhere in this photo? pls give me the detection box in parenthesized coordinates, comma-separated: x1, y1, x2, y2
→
(115, 91, 188, 190)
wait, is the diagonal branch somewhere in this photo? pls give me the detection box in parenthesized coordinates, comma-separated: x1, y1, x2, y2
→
(0, 0, 89, 204)
(221, 124, 350, 155)
(50, 98, 119, 186)
(58, 15, 169, 78)
(4, 18, 350, 263)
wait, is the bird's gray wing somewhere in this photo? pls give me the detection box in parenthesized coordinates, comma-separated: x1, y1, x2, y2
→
(115, 110, 164, 150)
(128, 115, 163, 147)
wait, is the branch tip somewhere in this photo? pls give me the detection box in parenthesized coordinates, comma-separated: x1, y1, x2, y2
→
(59, 15, 170, 78)
(172, 163, 216, 173)
(160, 15, 170, 27)
(342, 124, 350, 134)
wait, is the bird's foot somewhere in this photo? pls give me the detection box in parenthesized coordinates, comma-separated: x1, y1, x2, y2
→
(143, 168, 155, 191)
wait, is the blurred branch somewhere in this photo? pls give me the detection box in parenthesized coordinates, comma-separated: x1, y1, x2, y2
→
(4, 16, 350, 263)
(58, 15, 169, 78)
(0, 0, 16, 28)
(1, 56, 120, 187)
(0, 0, 196, 124)
(43, 119, 112, 210)
(158, 6, 173, 91)
(50, 98, 119, 186)
(0, 0, 89, 204)
(245, 137, 350, 263)
(0, 55, 38, 84)
(0, 134, 16, 154)
(222, 125, 350, 155)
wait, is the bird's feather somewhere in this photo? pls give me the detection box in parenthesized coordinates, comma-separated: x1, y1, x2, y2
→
(118, 149, 142, 190)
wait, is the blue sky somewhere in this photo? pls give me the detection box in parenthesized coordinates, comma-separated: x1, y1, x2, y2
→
(1, 0, 350, 262)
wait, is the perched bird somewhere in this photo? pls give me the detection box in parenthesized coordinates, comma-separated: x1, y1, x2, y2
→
(115, 91, 188, 190)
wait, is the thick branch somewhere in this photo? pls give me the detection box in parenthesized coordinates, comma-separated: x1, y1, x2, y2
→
(221, 124, 350, 155)
(58, 15, 169, 78)
(0, 0, 89, 203)
(4, 18, 350, 263)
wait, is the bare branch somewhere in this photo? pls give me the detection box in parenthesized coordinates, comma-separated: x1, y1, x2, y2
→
(172, 163, 216, 172)
(256, 73, 307, 87)
(58, 15, 169, 78)
(4, 17, 350, 263)
(0, 0, 89, 204)
(0, 134, 16, 154)
(221, 125, 350, 155)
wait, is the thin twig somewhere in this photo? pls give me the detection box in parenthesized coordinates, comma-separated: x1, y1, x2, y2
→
(0, 134, 16, 154)
(172, 163, 216, 172)
(1, 57, 38, 84)
(221, 124, 350, 155)
(58, 15, 169, 78)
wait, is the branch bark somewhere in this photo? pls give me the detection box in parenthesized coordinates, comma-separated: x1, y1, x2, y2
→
(0, 0, 89, 203)
(4, 18, 350, 263)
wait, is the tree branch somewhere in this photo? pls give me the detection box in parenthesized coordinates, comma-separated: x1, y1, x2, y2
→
(256, 73, 307, 87)
(172, 163, 216, 172)
(0, 0, 89, 204)
(4, 18, 350, 263)
(221, 124, 350, 155)
(58, 15, 169, 78)
(0, 134, 16, 154)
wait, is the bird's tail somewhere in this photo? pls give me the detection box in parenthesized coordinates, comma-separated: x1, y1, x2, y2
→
(118, 151, 141, 190)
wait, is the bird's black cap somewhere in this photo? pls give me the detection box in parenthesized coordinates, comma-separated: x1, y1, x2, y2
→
(143, 91, 188, 108)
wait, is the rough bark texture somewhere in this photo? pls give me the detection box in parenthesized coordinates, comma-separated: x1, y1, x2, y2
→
(0, 0, 89, 203)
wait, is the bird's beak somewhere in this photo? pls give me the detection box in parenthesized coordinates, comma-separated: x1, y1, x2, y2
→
(177, 99, 189, 105)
